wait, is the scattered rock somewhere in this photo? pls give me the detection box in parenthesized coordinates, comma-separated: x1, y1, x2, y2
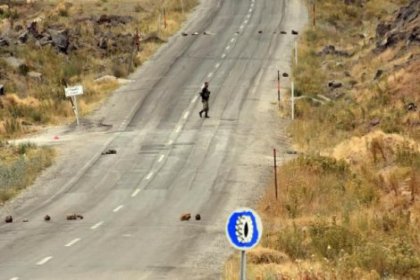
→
(286, 150, 297, 155)
(101, 149, 117, 155)
(98, 37, 108, 49)
(195, 214, 201, 221)
(369, 118, 381, 127)
(97, 15, 133, 26)
(18, 31, 29, 43)
(66, 214, 83, 221)
(282, 73, 289, 77)
(49, 29, 70, 53)
(407, 102, 417, 111)
(44, 215, 51, 221)
(258, 30, 263, 34)
(3, 56, 26, 69)
(375, 0, 420, 51)
(181, 32, 188, 36)
(22, 219, 29, 222)
(0, 37, 10, 47)
(5, 215, 13, 223)
(291, 30, 299, 35)
(280, 31, 287, 34)
(328, 80, 343, 89)
(374, 69, 384, 80)
(95, 75, 117, 84)
(180, 213, 191, 221)
(318, 45, 351, 57)
(28, 71, 42, 82)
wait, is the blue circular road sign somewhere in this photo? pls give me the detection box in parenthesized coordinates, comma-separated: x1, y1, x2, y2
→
(226, 208, 263, 250)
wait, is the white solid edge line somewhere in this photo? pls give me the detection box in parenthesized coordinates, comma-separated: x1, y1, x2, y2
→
(158, 154, 165, 162)
(131, 188, 141, 197)
(146, 171, 154, 180)
(183, 111, 189, 119)
(65, 238, 81, 247)
(36, 256, 53, 265)
(113, 205, 124, 213)
(91, 221, 104, 230)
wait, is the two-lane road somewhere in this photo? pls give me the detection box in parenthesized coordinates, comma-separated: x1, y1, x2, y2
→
(0, 0, 306, 279)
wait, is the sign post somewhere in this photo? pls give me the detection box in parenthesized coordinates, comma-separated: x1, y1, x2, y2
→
(65, 85, 84, 126)
(226, 208, 263, 280)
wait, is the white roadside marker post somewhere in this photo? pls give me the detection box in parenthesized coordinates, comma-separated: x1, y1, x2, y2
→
(291, 81, 295, 120)
(65, 85, 84, 126)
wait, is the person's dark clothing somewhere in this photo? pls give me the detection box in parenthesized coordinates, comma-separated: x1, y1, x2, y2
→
(199, 85, 210, 118)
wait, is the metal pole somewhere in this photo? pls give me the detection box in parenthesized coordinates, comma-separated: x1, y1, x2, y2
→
(73, 96, 80, 126)
(240, 250, 246, 280)
(277, 70, 280, 101)
(291, 81, 295, 120)
(274, 148, 278, 200)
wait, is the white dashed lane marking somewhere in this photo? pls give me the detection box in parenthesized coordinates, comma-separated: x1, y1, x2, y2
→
(36, 256, 53, 266)
(146, 172, 154, 180)
(222, 53, 226, 58)
(226, 45, 231, 50)
(10, 277, 19, 280)
(167, 139, 173, 145)
(183, 111, 190, 119)
(65, 238, 81, 247)
(113, 205, 124, 213)
(192, 96, 198, 103)
(230, 38, 235, 43)
(175, 125, 181, 133)
(91, 221, 104, 230)
(215, 63, 220, 69)
(158, 155, 165, 162)
(207, 72, 213, 78)
(131, 188, 141, 197)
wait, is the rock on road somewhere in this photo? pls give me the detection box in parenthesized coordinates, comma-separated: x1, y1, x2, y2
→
(0, 0, 307, 279)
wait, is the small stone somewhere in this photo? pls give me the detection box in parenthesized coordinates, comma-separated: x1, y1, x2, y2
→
(44, 215, 51, 221)
(280, 31, 287, 34)
(181, 32, 188, 36)
(67, 214, 77, 220)
(22, 219, 29, 222)
(5, 215, 13, 223)
(258, 30, 263, 34)
(195, 214, 201, 221)
(180, 213, 191, 221)
(407, 102, 417, 112)
(291, 30, 299, 35)
(369, 118, 380, 127)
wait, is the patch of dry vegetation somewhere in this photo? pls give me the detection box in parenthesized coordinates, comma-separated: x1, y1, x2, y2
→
(226, 0, 419, 279)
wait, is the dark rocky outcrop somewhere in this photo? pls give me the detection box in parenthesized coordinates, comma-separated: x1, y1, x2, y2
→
(376, 0, 420, 51)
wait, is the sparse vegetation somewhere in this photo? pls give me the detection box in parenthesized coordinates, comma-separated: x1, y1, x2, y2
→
(225, 0, 419, 278)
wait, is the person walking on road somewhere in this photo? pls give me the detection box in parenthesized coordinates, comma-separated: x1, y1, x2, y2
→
(199, 81, 211, 118)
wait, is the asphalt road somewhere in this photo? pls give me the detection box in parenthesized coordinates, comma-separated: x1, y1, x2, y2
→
(0, 0, 306, 279)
